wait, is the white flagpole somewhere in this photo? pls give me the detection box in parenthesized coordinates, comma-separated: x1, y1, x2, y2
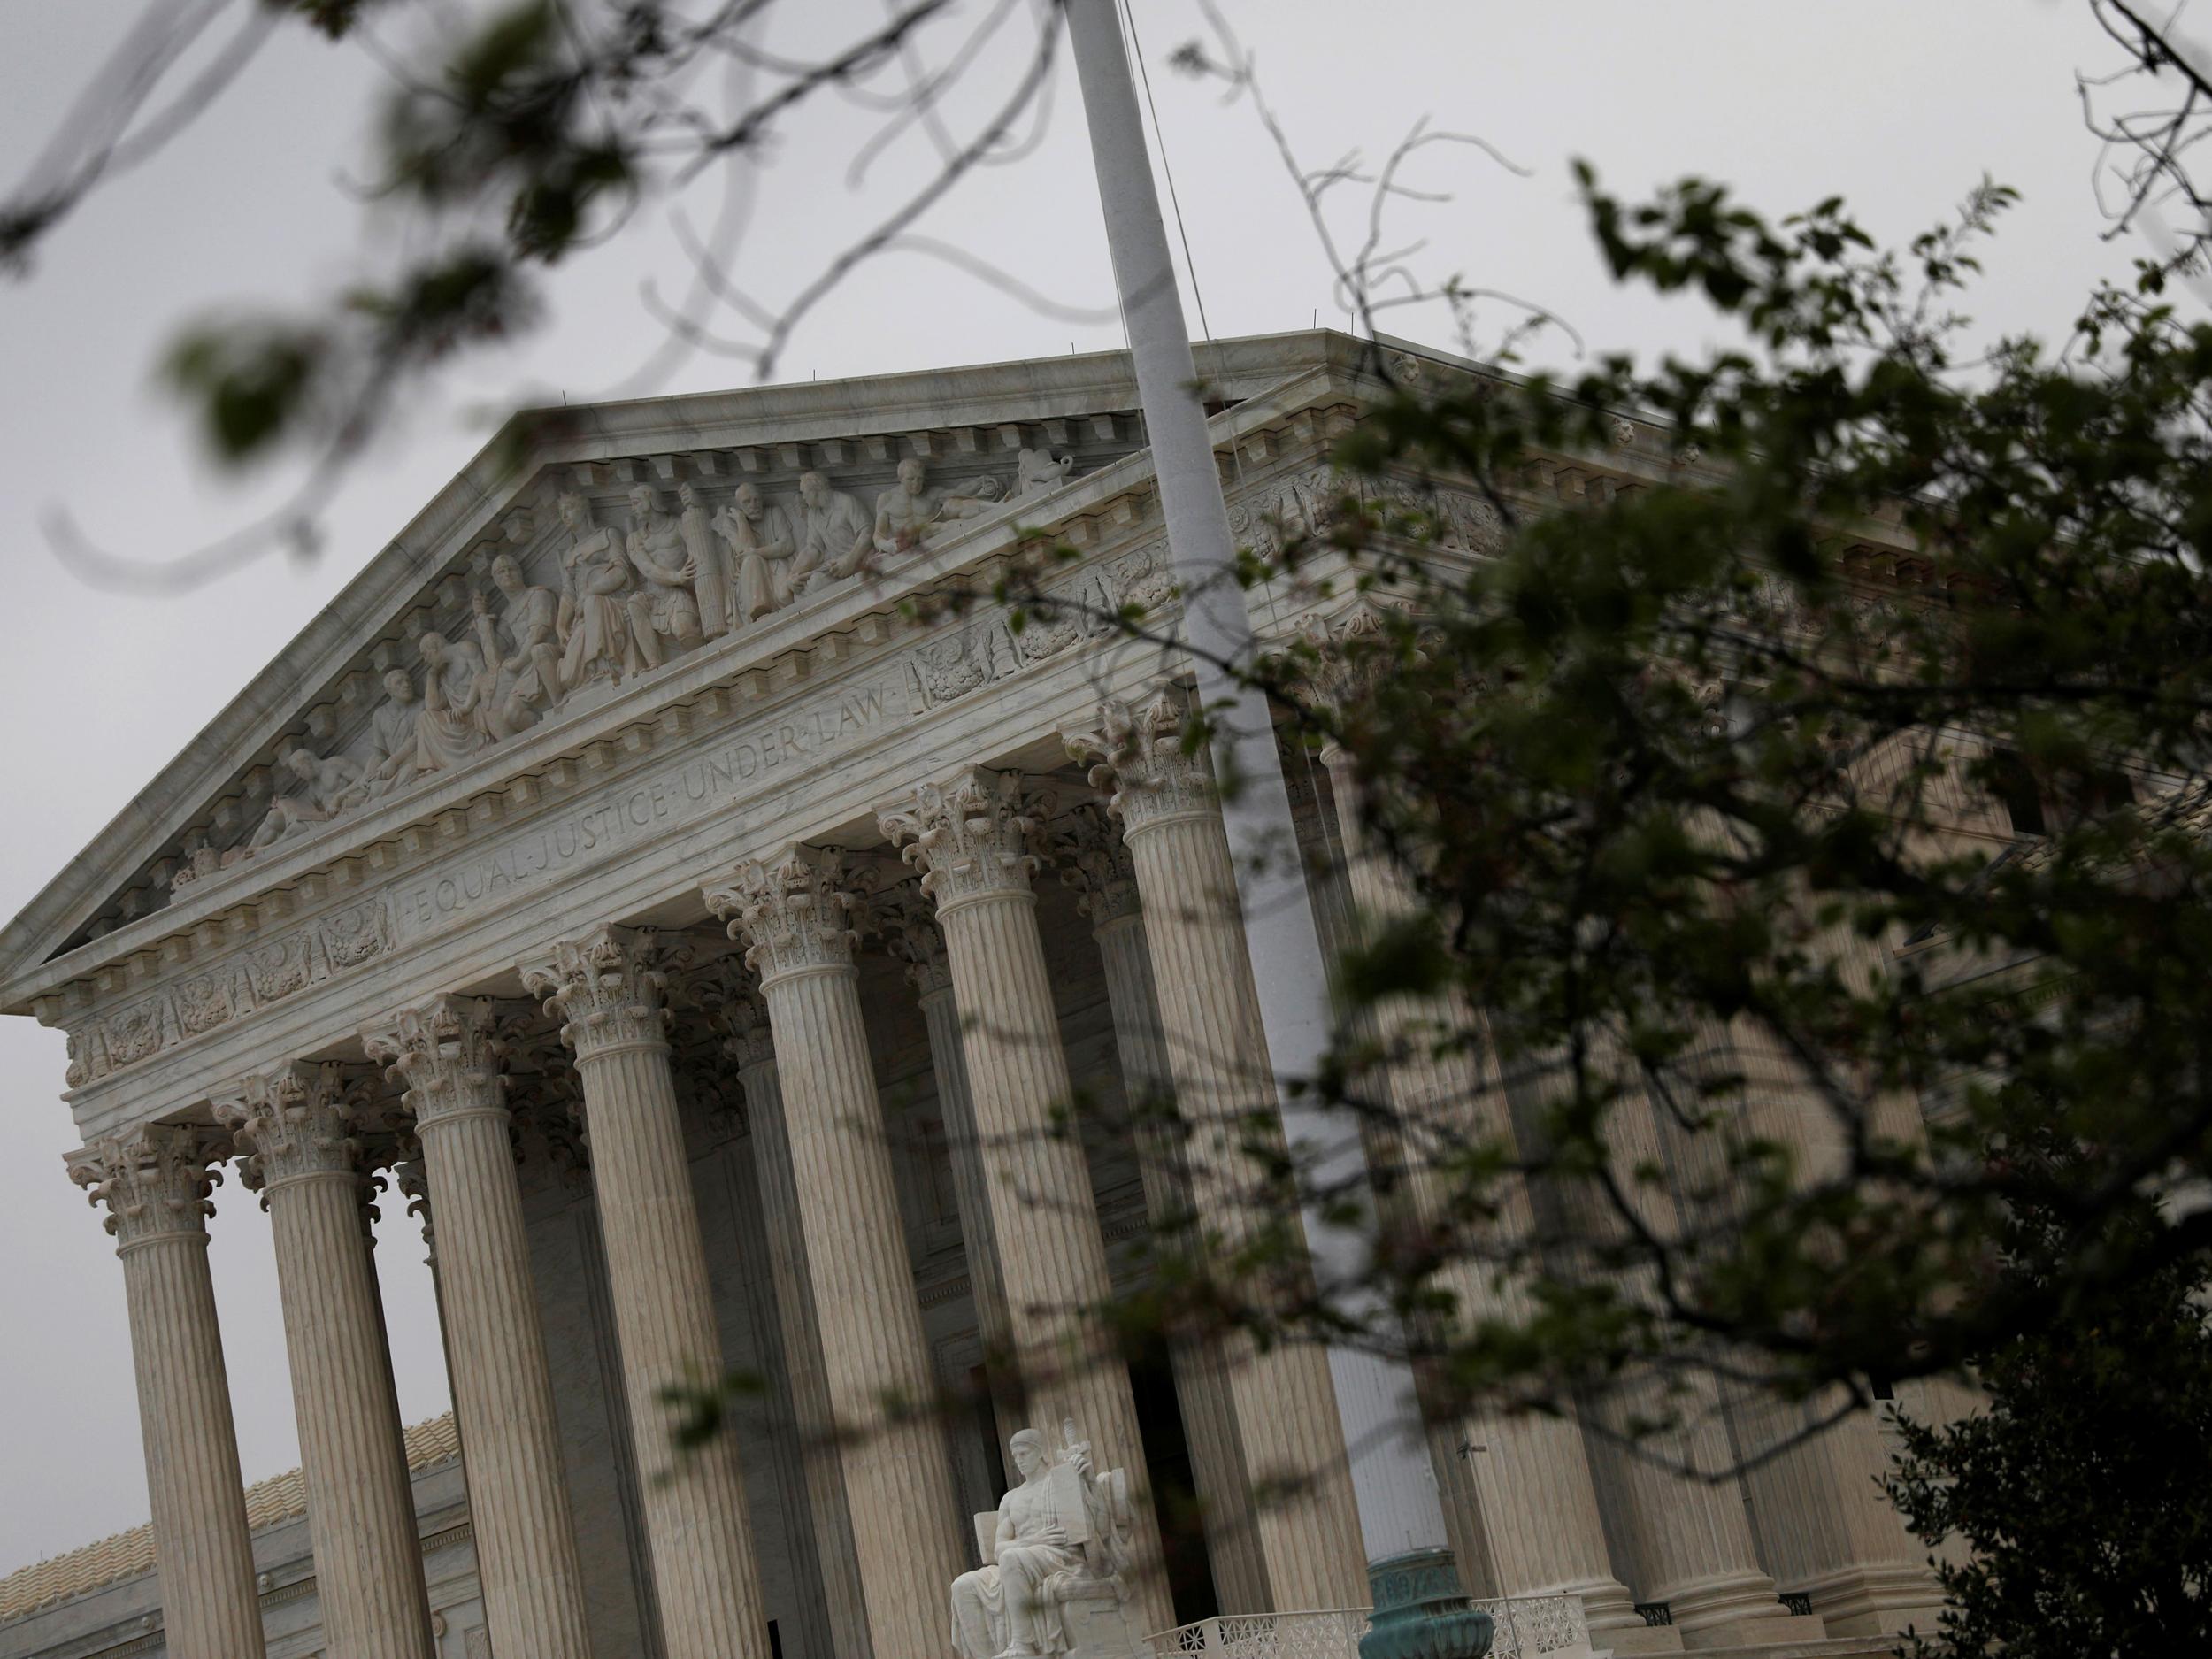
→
(1064, 0, 1452, 1578)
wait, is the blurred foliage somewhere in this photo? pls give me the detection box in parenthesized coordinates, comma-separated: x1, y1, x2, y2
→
(1885, 1135, 2212, 1655)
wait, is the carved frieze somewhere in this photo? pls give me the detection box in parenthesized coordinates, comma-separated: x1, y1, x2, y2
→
(65, 896, 394, 1088)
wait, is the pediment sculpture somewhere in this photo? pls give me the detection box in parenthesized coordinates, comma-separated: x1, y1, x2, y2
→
(950, 1419, 1145, 1659)
(160, 446, 1098, 895)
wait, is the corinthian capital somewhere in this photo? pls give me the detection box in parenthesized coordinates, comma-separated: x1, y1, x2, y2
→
(66, 1124, 226, 1247)
(522, 927, 673, 1060)
(214, 1062, 360, 1190)
(878, 767, 1054, 912)
(1063, 685, 1216, 833)
(877, 882, 953, 996)
(696, 956, 777, 1070)
(703, 846, 865, 985)
(1050, 803, 1141, 926)
(363, 995, 507, 1129)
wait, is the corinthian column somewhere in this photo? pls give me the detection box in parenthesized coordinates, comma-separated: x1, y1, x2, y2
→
(703, 848, 966, 1659)
(1054, 803, 1268, 1616)
(364, 996, 594, 1659)
(879, 768, 1175, 1639)
(708, 972, 872, 1659)
(215, 1065, 434, 1659)
(1065, 692, 1370, 1614)
(1304, 703, 1651, 1640)
(67, 1126, 266, 1659)
(878, 886, 1021, 1448)
(522, 928, 772, 1659)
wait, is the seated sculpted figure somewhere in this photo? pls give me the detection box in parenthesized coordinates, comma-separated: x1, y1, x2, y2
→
(247, 746, 366, 853)
(471, 554, 563, 738)
(360, 667, 423, 799)
(413, 630, 495, 773)
(874, 457, 1003, 557)
(625, 483, 704, 668)
(792, 468, 875, 590)
(712, 481, 805, 624)
(950, 1422, 1134, 1659)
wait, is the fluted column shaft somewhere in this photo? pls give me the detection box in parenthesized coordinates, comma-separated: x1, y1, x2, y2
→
(1319, 747, 1653, 1635)
(527, 930, 772, 1659)
(217, 1067, 434, 1659)
(367, 998, 595, 1659)
(1064, 810, 1269, 1615)
(882, 769, 1175, 1639)
(71, 1128, 267, 1659)
(707, 851, 965, 1659)
(1070, 720, 1370, 1613)
(724, 993, 872, 1659)
(1692, 1014, 1942, 1638)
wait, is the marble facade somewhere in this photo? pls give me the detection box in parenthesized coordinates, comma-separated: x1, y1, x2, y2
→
(1, 333, 1942, 1659)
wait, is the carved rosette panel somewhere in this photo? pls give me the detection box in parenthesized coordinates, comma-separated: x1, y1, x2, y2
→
(878, 767, 1053, 913)
(1063, 687, 1216, 835)
(214, 1062, 361, 1190)
(1050, 802, 1141, 925)
(66, 1124, 226, 1247)
(363, 995, 507, 1130)
(702, 847, 864, 986)
(522, 927, 673, 1061)
(876, 883, 953, 997)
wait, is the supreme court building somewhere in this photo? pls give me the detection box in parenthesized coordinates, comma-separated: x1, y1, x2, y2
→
(0, 333, 1949, 1659)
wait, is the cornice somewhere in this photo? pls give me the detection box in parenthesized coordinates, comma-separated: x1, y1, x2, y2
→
(0, 332, 1376, 994)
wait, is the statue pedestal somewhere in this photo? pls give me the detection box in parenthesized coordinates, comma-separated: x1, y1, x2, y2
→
(1062, 1586, 1149, 1659)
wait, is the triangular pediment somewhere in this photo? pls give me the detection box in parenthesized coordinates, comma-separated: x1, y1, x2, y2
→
(1, 331, 1384, 1011)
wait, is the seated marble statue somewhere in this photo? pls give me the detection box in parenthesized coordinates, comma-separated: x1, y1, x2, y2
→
(950, 1421, 1134, 1659)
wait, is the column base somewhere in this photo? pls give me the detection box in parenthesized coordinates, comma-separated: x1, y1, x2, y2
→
(1358, 1549, 1493, 1659)
(1793, 1562, 1943, 1639)
(1671, 1571, 1823, 1647)
(1580, 1579, 1683, 1655)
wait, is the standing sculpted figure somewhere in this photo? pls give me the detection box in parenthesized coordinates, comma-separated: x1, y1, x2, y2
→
(247, 746, 365, 853)
(555, 490, 638, 689)
(413, 630, 495, 772)
(949, 1422, 1133, 1659)
(360, 667, 423, 798)
(624, 483, 704, 667)
(873, 457, 1002, 557)
(677, 482, 733, 639)
(713, 480, 805, 622)
(471, 553, 562, 737)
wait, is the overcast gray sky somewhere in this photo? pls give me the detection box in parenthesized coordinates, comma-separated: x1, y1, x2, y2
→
(0, 0, 2155, 1577)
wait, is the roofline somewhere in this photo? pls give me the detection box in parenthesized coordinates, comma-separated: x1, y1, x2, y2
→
(0, 329, 1388, 987)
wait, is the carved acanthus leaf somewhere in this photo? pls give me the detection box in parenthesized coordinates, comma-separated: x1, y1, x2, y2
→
(364, 995, 507, 1128)
(1050, 803, 1141, 926)
(878, 767, 1053, 910)
(214, 1061, 361, 1189)
(522, 926, 673, 1059)
(703, 847, 867, 984)
(1063, 686, 1216, 833)
(66, 1124, 227, 1245)
(877, 882, 953, 996)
